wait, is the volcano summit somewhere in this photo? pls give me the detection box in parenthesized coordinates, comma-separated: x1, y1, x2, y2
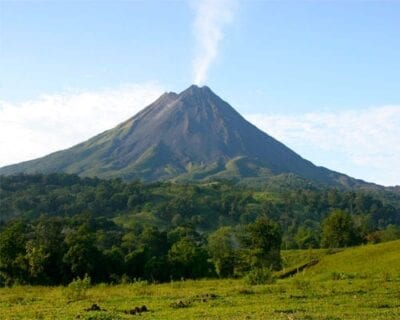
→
(0, 85, 369, 187)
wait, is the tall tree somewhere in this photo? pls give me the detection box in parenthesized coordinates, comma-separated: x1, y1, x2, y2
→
(208, 227, 237, 277)
(238, 217, 282, 271)
(0, 220, 29, 285)
(321, 210, 360, 248)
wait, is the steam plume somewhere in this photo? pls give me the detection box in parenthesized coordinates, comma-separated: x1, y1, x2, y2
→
(192, 0, 236, 85)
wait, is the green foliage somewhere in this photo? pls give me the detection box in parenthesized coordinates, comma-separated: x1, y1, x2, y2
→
(208, 219, 283, 278)
(168, 238, 210, 279)
(294, 221, 321, 249)
(2, 241, 400, 319)
(321, 210, 361, 248)
(0, 220, 29, 286)
(377, 224, 400, 242)
(0, 173, 399, 286)
(208, 227, 237, 277)
(243, 267, 275, 285)
(63, 225, 105, 281)
(63, 274, 91, 301)
(299, 240, 400, 281)
(25, 240, 49, 279)
(237, 216, 282, 271)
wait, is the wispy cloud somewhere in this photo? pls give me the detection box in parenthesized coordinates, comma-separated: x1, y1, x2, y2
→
(0, 83, 164, 167)
(192, 0, 237, 85)
(245, 106, 400, 186)
(1, 82, 398, 186)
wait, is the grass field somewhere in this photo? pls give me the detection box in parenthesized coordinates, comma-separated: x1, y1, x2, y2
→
(1, 241, 400, 320)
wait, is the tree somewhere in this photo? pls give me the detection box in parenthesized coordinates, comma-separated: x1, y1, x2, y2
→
(378, 224, 400, 243)
(321, 210, 360, 248)
(168, 238, 210, 279)
(25, 241, 49, 281)
(27, 217, 66, 284)
(125, 248, 146, 279)
(208, 227, 236, 277)
(238, 217, 282, 271)
(63, 225, 105, 282)
(139, 227, 169, 259)
(294, 220, 320, 249)
(0, 220, 29, 285)
(137, 227, 169, 281)
(103, 247, 125, 281)
(167, 226, 202, 246)
(294, 226, 320, 249)
(144, 256, 170, 282)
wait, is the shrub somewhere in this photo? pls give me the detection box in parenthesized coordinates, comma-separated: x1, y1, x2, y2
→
(244, 267, 275, 285)
(63, 274, 91, 301)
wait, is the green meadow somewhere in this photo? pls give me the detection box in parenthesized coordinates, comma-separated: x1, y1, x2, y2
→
(1, 240, 399, 320)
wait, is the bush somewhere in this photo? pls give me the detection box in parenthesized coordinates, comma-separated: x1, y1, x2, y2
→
(244, 267, 275, 285)
(63, 274, 91, 301)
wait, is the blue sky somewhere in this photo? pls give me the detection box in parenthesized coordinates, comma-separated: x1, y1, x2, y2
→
(0, 0, 399, 185)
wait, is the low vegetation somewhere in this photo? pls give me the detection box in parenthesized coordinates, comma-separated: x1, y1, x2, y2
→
(1, 240, 399, 319)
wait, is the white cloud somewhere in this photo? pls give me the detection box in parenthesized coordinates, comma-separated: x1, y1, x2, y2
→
(245, 106, 400, 186)
(2, 83, 398, 186)
(192, 0, 237, 85)
(0, 83, 164, 167)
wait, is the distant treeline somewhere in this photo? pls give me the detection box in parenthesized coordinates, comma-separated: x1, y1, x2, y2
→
(0, 173, 399, 285)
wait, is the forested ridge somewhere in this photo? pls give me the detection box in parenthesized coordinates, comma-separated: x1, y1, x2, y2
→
(0, 173, 399, 286)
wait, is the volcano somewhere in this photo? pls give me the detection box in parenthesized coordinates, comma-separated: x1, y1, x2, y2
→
(0, 85, 369, 187)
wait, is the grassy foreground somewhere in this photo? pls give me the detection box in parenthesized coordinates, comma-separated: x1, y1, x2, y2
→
(1, 241, 400, 320)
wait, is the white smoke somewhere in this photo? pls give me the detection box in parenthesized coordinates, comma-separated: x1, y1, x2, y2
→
(192, 0, 237, 85)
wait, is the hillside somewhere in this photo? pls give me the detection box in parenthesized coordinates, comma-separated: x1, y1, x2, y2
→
(279, 240, 400, 280)
(1, 173, 398, 231)
(0, 85, 377, 189)
(1, 242, 399, 319)
(296, 240, 400, 280)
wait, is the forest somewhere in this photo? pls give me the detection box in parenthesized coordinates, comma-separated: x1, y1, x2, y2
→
(1, 173, 400, 286)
